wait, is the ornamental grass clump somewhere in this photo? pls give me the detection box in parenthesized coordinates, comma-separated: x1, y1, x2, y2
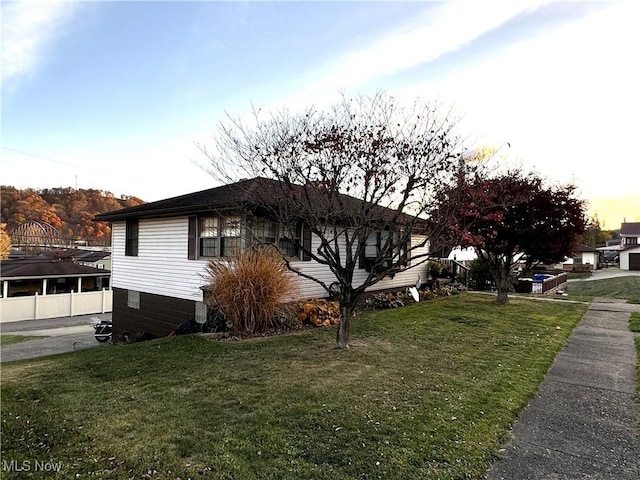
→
(204, 247, 298, 335)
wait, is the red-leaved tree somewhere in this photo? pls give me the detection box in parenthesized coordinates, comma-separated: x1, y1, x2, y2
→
(428, 169, 586, 303)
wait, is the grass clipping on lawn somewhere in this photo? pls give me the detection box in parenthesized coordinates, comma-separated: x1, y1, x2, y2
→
(0, 295, 588, 480)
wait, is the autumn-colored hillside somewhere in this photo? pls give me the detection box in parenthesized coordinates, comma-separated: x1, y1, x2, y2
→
(0, 186, 145, 246)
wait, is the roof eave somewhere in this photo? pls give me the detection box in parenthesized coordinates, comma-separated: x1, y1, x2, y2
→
(94, 201, 254, 222)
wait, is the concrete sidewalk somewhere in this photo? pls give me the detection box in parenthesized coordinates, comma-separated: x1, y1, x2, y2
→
(485, 299, 640, 479)
(0, 313, 111, 363)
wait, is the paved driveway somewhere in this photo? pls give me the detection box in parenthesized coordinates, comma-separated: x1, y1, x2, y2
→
(568, 267, 640, 282)
(0, 313, 111, 363)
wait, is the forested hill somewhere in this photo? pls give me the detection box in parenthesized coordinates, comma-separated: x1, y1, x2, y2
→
(1, 186, 145, 246)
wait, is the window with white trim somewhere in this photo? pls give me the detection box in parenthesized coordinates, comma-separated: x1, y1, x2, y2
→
(189, 215, 309, 261)
(221, 216, 242, 257)
(250, 218, 301, 259)
(194, 215, 244, 258)
(199, 217, 218, 257)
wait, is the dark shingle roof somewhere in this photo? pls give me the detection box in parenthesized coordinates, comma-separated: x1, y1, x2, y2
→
(45, 248, 110, 263)
(94, 178, 269, 222)
(576, 244, 598, 253)
(1, 257, 110, 279)
(93, 177, 417, 225)
(620, 222, 640, 236)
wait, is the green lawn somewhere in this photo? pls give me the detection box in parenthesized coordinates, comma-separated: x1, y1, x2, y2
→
(0, 334, 44, 346)
(0, 294, 588, 480)
(567, 276, 640, 303)
(636, 336, 640, 431)
(630, 312, 640, 333)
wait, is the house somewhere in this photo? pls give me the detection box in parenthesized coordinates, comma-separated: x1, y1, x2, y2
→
(619, 222, 640, 270)
(0, 255, 112, 322)
(94, 177, 432, 337)
(46, 248, 112, 270)
(575, 244, 599, 271)
(553, 244, 600, 271)
(1, 256, 111, 298)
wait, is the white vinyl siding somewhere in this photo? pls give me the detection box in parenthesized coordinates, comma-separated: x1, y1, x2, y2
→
(292, 232, 429, 299)
(111, 218, 430, 302)
(112, 218, 209, 301)
(620, 245, 640, 270)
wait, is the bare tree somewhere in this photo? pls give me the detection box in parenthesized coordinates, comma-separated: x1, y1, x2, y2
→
(198, 91, 460, 348)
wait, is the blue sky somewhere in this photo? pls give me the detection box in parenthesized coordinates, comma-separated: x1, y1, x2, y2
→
(2, 0, 639, 228)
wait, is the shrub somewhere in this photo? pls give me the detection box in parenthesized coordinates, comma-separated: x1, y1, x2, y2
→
(427, 260, 443, 278)
(364, 285, 462, 311)
(203, 247, 299, 335)
(366, 290, 411, 309)
(468, 257, 495, 291)
(297, 299, 340, 327)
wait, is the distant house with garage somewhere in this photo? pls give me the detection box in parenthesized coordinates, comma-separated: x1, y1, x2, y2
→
(619, 222, 640, 270)
(94, 177, 432, 338)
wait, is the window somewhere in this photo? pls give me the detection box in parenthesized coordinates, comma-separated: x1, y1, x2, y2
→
(189, 215, 308, 260)
(279, 223, 301, 258)
(221, 217, 242, 257)
(192, 215, 244, 258)
(361, 229, 410, 272)
(199, 217, 218, 257)
(125, 219, 139, 256)
(253, 218, 277, 244)
(250, 218, 302, 259)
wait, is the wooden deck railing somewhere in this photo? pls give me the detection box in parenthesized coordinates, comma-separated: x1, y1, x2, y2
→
(531, 273, 568, 294)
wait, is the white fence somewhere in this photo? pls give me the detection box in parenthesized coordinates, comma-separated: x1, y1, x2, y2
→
(0, 289, 112, 323)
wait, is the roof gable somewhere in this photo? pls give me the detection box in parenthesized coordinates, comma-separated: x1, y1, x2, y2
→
(620, 222, 640, 236)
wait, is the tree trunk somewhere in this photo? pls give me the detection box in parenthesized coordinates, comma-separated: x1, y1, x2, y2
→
(336, 302, 353, 349)
(496, 283, 510, 304)
(494, 263, 511, 304)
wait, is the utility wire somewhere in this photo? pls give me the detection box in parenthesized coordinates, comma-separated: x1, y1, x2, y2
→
(1, 145, 108, 174)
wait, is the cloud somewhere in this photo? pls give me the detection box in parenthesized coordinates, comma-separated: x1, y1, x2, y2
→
(1, 0, 77, 90)
(280, 1, 553, 110)
(400, 1, 639, 201)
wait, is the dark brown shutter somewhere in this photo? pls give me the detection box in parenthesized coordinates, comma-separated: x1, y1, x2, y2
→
(188, 216, 197, 260)
(404, 236, 411, 266)
(302, 223, 311, 261)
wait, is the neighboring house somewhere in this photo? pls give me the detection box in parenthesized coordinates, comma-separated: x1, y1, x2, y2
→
(0, 256, 113, 322)
(576, 244, 599, 271)
(555, 244, 599, 271)
(619, 222, 640, 270)
(47, 248, 112, 270)
(1, 256, 111, 297)
(94, 177, 431, 337)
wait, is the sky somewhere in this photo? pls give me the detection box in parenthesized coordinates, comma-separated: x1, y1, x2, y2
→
(2, 0, 639, 229)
